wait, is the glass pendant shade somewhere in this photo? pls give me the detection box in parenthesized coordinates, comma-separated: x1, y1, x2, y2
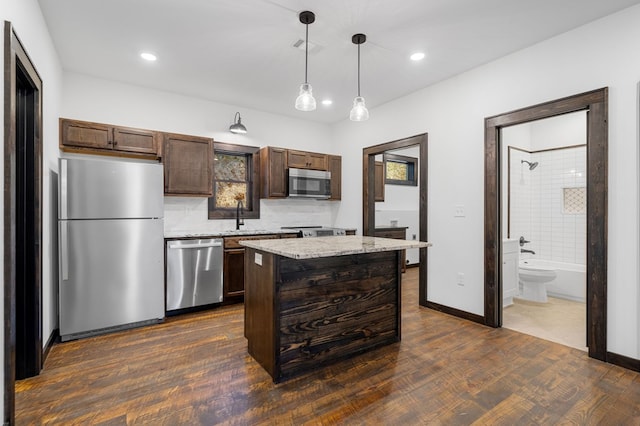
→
(295, 83, 316, 111)
(350, 96, 369, 121)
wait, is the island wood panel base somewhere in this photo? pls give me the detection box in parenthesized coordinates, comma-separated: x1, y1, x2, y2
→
(244, 249, 402, 382)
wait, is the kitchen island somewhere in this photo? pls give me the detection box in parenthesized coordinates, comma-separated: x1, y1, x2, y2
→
(240, 235, 430, 382)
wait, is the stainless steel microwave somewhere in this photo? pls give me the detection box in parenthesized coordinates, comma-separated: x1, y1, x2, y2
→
(287, 168, 331, 199)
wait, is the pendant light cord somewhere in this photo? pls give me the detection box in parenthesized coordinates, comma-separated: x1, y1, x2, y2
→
(357, 43, 361, 97)
(304, 23, 309, 84)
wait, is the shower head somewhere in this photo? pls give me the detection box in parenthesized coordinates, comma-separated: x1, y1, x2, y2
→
(521, 160, 539, 170)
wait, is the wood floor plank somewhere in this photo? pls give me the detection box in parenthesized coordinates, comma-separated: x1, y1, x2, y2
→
(16, 268, 640, 425)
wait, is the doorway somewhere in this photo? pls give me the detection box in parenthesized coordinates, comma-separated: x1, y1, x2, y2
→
(4, 21, 44, 423)
(500, 111, 588, 351)
(363, 133, 428, 304)
(484, 88, 608, 361)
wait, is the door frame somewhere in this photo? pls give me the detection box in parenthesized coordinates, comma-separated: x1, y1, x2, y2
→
(484, 88, 608, 361)
(363, 133, 428, 305)
(4, 21, 44, 423)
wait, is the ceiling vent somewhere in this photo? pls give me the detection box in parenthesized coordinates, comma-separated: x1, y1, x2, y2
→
(293, 39, 322, 54)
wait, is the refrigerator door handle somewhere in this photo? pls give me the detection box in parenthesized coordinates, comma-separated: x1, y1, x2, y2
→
(61, 221, 69, 280)
(60, 159, 68, 220)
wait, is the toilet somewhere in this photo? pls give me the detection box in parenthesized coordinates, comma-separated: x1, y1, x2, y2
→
(518, 260, 557, 303)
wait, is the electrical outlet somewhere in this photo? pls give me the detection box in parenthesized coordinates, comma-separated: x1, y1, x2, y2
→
(454, 205, 466, 217)
(456, 272, 465, 286)
(412, 234, 417, 240)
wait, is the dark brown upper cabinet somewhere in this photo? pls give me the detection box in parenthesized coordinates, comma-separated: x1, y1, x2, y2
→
(163, 133, 213, 196)
(287, 149, 327, 170)
(374, 161, 385, 201)
(260, 146, 288, 198)
(60, 118, 160, 159)
(260, 146, 341, 199)
(328, 155, 342, 201)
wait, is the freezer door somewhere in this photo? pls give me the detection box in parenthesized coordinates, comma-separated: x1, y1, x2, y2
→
(59, 218, 164, 338)
(59, 157, 163, 220)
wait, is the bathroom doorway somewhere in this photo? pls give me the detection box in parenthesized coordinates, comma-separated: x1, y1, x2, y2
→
(484, 88, 608, 362)
(500, 111, 587, 351)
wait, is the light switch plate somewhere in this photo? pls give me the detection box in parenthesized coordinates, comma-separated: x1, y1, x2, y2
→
(255, 252, 262, 266)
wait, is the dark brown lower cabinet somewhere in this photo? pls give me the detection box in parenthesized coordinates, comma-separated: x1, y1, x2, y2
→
(375, 227, 408, 272)
(223, 233, 295, 300)
(223, 248, 246, 299)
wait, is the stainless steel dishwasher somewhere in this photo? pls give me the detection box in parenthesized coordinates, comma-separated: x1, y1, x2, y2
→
(166, 238, 224, 311)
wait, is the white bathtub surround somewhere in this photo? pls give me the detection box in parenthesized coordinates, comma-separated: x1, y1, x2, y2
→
(508, 145, 587, 266)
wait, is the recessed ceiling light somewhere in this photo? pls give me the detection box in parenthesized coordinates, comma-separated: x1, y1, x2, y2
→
(140, 52, 157, 61)
(321, 99, 333, 106)
(410, 52, 425, 61)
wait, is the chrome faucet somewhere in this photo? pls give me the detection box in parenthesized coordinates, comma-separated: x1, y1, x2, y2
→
(520, 248, 535, 254)
(236, 200, 245, 230)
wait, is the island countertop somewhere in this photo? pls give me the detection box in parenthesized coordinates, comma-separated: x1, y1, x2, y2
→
(240, 235, 431, 259)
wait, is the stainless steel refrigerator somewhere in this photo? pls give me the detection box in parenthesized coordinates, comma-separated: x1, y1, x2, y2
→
(58, 157, 164, 341)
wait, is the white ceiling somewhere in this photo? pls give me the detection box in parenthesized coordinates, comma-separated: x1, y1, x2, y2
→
(39, 0, 640, 123)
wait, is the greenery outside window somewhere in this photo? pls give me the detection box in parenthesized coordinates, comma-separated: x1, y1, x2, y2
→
(384, 153, 417, 186)
(208, 142, 260, 220)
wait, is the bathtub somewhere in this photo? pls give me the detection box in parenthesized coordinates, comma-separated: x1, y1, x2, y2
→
(519, 259, 586, 303)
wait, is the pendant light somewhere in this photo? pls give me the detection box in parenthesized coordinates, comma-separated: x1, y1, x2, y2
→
(229, 112, 247, 134)
(295, 11, 316, 111)
(350, 33, 369, 121)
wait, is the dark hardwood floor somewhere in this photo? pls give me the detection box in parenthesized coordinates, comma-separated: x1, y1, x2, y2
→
(16, 269, 640, 424)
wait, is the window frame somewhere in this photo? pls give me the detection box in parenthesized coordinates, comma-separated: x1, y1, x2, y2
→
(208, 142, 261, 220)
(384, 153, 418, 186)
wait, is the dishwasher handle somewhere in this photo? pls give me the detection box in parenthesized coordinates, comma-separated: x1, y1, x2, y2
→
(167, 240, 223, 249)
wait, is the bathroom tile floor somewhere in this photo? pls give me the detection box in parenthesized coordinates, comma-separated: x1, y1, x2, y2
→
(503, 296, 587, 351)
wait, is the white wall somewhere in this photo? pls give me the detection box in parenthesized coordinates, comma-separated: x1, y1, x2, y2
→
(332, 5, 640, 359)
(2, 0, 64, 416)
(61, 73, 347, 234)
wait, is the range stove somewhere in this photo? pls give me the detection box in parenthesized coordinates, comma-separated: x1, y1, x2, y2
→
(281, 226, 347, 238)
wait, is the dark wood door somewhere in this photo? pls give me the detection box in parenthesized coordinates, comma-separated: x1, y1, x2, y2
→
(224, 248, 245, 298)
(113, 126, 158, 155)
(260, 147, 287, 198)
(60, 119, 112, 150)
(163, 133, 213, 196)
(374, 161, 385, 201)
(328, 155, 342, 200)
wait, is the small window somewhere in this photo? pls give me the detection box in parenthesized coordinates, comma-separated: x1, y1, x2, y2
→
(208, 142, 260, 220)
(384, 153, 417, 186)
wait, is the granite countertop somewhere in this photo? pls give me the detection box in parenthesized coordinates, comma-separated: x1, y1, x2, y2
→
(240, 235, 431, 259)
(164, 229, 298, 239)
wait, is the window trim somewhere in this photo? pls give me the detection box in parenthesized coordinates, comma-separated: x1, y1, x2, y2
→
(384, 153, 418, 186)
(208, 142, 260, 220)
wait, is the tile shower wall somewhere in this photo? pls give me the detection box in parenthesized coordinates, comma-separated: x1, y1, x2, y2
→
(510, 146, 586, 265)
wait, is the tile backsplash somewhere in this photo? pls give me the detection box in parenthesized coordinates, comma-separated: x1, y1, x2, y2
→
(163, 197, 340, 235)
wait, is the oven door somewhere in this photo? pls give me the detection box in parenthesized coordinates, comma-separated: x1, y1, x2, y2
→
(288, 168, 331, 199)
